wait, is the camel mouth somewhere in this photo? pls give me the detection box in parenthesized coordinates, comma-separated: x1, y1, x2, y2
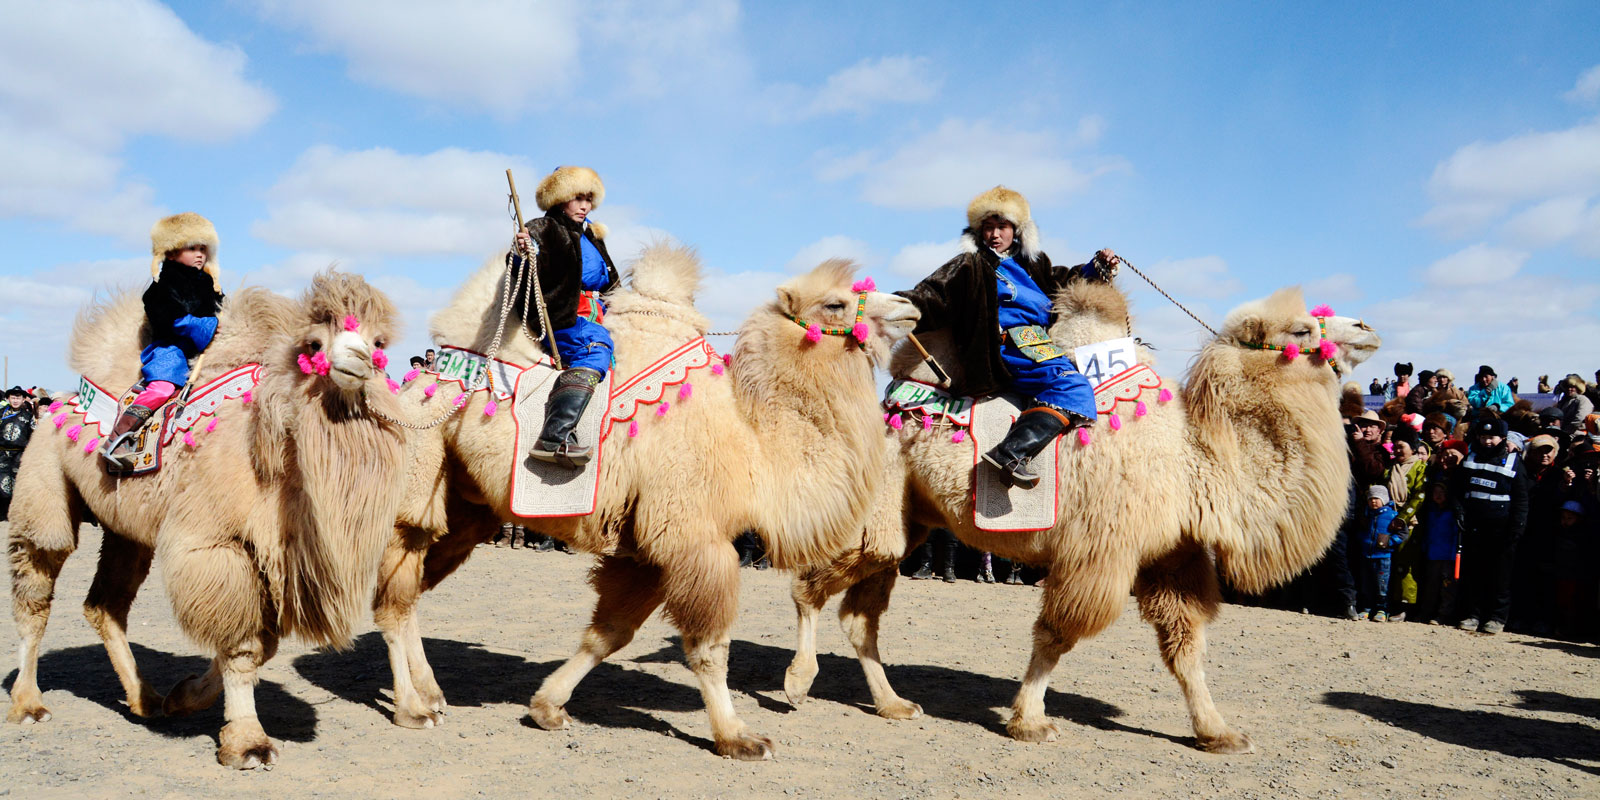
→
(330, 364, 369, 390)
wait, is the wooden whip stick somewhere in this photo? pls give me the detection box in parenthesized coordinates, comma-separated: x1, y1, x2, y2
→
(906, 333, 950, 386)
(507, 168, 561, 369)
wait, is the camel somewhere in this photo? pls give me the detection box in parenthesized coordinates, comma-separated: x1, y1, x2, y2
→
(782, 278, 1382, 753)
(376, 244, 917, 759)
(7, 271, 407, 768)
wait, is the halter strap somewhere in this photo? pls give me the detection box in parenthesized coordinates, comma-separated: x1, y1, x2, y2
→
(786, 290, 870, 350)
(1240, 315, 1341, 373)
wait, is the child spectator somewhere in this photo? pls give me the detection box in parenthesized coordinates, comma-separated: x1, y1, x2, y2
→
(1413, 482, 1458, 624)
(1359, 485, 1403, 621)
(1386, 427, 1429, 618)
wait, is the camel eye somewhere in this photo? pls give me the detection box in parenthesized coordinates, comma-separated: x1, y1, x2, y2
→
(375, 338, 388, 350)
(306, 339, 323, 352)
(1291, 329, 1311, 337)
(825, 301, 847, 312)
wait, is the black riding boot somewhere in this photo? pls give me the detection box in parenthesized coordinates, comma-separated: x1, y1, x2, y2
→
(938, 539, 957, 583)
(981, 408, 1071, 489)
(529, 368, 603, 468)
(907, 542, 933, 580)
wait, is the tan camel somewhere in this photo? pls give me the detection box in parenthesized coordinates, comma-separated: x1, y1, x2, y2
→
(7, 272, 407, 768)
(782, 280, 1382, 752)
(375, 244, 917, 759)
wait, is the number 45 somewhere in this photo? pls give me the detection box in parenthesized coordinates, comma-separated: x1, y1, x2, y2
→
(1073, 337, 1135, 387)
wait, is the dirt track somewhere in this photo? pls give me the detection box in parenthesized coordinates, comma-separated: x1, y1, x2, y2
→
(3, 523, 1597, 799)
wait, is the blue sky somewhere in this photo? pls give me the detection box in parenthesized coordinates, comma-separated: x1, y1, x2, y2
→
(3, 0, 1598, 392)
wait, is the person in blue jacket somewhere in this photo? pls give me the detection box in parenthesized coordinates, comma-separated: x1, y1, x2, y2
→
(101, 213, 224, 468)
(1358, 484, 1404, 622)
(1465, 364, 1514, 417)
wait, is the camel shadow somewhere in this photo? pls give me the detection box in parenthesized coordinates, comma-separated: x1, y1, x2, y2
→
(1321, 690, 1600, 776)
(291, 633, 712, 750)
(2, 642, 317, 743)
(628, 638, 1174, 745)
(1520, 639, 1600, 659)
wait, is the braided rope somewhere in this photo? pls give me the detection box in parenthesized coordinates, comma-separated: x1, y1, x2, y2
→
(1117, 257, 1219, 338)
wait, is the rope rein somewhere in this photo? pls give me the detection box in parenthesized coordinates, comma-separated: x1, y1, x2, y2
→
(1115, 256, 1219, 338)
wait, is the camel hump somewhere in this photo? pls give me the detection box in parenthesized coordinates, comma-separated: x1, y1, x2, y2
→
(626, 241, 702, 308)
(1053, 280, 1130, 331)
(68, 291, 146, 385)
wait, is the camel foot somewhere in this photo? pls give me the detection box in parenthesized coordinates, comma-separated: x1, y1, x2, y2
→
(528, 696, 572, 731)
(715, 731, 775, 761)
(217, 720, 279, 770)
(875, 698, 923, 721)
(416, 683, 447, 714)
(162, 673, 218, 717)
(1197, 729, 1255, 755)
(783, 662, 818, 706)
(1006, 715, 1061, 743)
(7, 692, 52, 724)
(394, 704, 442, 729)
(127, 685, 166, 719)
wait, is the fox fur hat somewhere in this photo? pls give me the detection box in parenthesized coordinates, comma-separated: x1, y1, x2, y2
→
(150, 212, 221, 290)
(962, 185, 1042, 261)
(535, 166, 608, 239)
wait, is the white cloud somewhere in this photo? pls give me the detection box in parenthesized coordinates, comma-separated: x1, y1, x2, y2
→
(784, 235, 876, 273)
(1501, 195, 1592, 248)
(1419, 117, 1600, 238)
(820, 119, 1127, 210)
(886, 239, 962, 279)
(254, 145, 540, 257)
(1302, 272, 1363, 305)
(0, 257, 149, 391)
(1131, 256, 1241, 300)
(1420, 243, 1529, 287)
(802, 56, 939, 117)
(0, 0, 275, 239)
(1565, 65, 1600, 105)
(1076, 114, 1106, 146)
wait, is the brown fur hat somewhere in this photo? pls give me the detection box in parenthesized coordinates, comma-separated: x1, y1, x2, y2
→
(535, 166, 605, 212)
(1339, 381, 1367, 418)
(963, 185, 1041, 261)
(150, 212, 221, 290)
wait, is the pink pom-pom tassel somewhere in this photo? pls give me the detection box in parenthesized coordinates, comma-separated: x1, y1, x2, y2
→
(387, 379, 400, 394)
(722, 354, 732, 365)
(297, 353, 315, 374)
(1309, 304, 1334, 317)
(951, 429, 966, 443)
(183, 431, 197, 447)
(66, 425, 82, 442)
(1135, 401, 1148, 417)
(343, 315, 360, 331)
(678, 383, 692, 400)
(628, 420, 639, 437)
(403, 368, 421, 382)
(372, 349, 389, 369)
(1319, 340, 1338, 360)
(241, 391, 253, 404)
(84, 438, 99, 454)
(889, 414, 904, 430)
(310, 351, 331, 375)
(483, 399, 498, 417)
(1077, 428, 1092, 446)
(850, 277, 877, 292)
(1158, 388, 1173, 403)
(424, 384, 438, 398)
(1282, 343, 1300, 361)
(48, 400, 62, 413)
(1109, 413, 1122, 431)
(805, 324, 822, 343)
(851, 322, 870, 343)
(205, 418, 218, 433)
(711, 363, 724, 376)
(657, 403, 670, 416)
(453, 394, 467, 409)
(53, 412, 68, 428)
(921, 413, 933, 429)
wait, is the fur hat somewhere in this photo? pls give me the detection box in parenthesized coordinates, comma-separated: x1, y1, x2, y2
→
(1474, 417, 1508, 438)
(1434, 368, 1454, 384)
(535, 166, 605, 212)
(963, 185, 1041, 261)
(1562, 373, 1588, 394)
(1394, 362, 1413, 377)
(150, 212, 221, 289)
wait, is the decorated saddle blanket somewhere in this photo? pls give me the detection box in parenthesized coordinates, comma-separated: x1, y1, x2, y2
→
(883, 349, 1171, 533)
(419, 339, 723, 519)
(64, 365, 262, 476)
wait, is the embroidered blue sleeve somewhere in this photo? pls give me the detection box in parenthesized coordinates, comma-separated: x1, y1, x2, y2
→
(172, 314, 218, 352)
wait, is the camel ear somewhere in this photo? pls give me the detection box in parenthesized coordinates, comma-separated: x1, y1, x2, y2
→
(775, 286, 797, 315)
(1230, 312, 1268, 345)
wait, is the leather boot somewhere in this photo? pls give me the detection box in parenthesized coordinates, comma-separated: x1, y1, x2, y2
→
(101, 404, 155, 467)
(907, 542, 933, 580)
(529, 368, 603, 468)
(938, 540, 957, 583)
(981, 407, 1072, 489)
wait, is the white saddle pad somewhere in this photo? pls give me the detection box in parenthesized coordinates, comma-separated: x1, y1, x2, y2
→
(970, 395, 1059, 533)
(510, 364, 611, 518)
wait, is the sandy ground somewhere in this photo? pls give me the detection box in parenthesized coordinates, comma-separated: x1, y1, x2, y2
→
(2, 523, 1598, 799)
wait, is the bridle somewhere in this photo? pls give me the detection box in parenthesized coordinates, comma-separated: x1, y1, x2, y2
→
(1240, 313, 1346, 376)
(784, 279, 874, 351)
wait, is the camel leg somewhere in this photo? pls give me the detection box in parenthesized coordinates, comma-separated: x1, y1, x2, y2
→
(529, 556, 665, 731)
(163, 660, 223, 717)
(838, 565, 921, 720)
(373, 527, 443, 729)
(660, 538, 772, 761)
(1008, 556, 1136, 743)
(6, 460, 82, 725)
(783, 566, 835, 706)
(82, 530, 164, 718)
(1135, 546, 1254, 754)
(214, 637, 280, 770)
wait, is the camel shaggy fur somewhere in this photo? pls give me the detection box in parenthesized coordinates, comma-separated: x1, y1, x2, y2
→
(783, 280, 1381, 752)
(376, 245, 917, 759)
(7, 272, 406, 768)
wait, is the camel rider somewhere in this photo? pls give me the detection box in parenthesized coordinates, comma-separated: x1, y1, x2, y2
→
(511, 166, 620, 468)
(101, 213, 225, 468)
(896, 185, 1117, 489)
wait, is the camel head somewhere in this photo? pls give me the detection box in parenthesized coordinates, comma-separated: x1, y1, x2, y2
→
(290, 270, 400, 398)
(771, 259, 919, 366)
(1216, 287, 1365, 390)
(1319, 314, 1382, 376)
